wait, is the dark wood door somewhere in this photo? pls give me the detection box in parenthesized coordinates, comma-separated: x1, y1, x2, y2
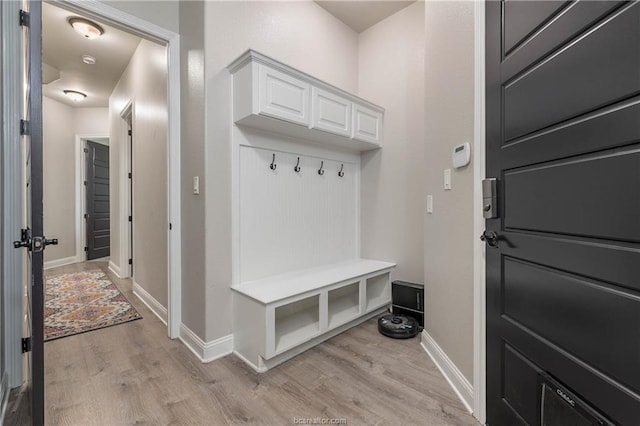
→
(486, 1, 640, 425)
(85, 141, 110, 260)
(17, 0, 45, 423)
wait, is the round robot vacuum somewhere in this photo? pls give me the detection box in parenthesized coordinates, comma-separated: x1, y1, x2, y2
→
(378, 314, 422, 339)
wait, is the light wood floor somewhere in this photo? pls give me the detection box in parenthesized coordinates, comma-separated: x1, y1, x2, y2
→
(40, 261, 479, 425)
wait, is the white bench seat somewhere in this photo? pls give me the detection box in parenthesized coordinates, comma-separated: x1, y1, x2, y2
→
(231, 258, 396, 372)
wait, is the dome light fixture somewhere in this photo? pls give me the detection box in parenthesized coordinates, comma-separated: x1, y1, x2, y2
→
(81, 54, 96, 65)
(68, 17, 104, 39)
(63, 90, 87, 102)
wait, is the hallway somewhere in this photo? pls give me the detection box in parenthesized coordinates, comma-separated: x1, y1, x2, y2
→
(42, 261, 477, 425)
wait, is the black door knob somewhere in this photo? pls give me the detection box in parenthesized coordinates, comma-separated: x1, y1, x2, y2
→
(480, 230, 499, 248)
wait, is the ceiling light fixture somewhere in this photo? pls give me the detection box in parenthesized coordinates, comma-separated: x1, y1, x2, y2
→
(63, 90, 87, 102)
(81, 55, 96, 65)
(68, 17, 104, 39)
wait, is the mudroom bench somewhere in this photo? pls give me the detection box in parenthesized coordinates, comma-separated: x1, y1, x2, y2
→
(232, 259, 395, 372)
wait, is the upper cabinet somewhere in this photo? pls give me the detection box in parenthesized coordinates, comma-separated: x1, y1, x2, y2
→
(259, 65, 310, 126)
(228, 50, 384, 151)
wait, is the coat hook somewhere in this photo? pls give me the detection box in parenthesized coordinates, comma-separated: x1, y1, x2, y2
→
(269, 153, 277, 171)
(294, 157, 301, 173)
(338, 164, 344, 177)
(318, 161, 325, 176)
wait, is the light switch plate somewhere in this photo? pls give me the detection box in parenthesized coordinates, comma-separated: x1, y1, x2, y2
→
(444, 169, 451, 190)
(427, 195, 433, 213)
(193, 176, 200, 195)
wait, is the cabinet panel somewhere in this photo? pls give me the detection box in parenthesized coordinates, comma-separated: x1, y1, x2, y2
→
(259, 64, 310, 126)
(312, 88, 352, 137)
(353, 103, 382, 145)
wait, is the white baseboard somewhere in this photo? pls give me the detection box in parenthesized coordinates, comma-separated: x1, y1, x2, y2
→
(0, 371, 9, 425)
(421, 330, 474, 414)
(132, 281, 168, 325)
(179, 324, 233, 363)
(108, 260, 123, 278)
(44, 255, 80, 270)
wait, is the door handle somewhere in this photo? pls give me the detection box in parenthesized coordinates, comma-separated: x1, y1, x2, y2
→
(480, 230, 499, 248)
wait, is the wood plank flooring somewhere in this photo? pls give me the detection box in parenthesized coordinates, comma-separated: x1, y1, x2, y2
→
(39, 261, 478, 425)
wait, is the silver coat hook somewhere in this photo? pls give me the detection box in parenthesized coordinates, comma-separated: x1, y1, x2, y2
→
(318, 161, 325, 176)
(269, 153, 277, 171)
(294, 157, 301, 173)
(338, 164, 344, 177)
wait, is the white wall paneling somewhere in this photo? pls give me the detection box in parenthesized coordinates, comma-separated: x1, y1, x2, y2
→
(239, 144, 357, 282)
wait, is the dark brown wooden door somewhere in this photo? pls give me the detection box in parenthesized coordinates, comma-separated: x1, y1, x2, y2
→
(85, 141, 110, 260)
(486, 1, 640, 425)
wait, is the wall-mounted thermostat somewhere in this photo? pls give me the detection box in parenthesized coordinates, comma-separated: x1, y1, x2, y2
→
(452, 142, 471, 168)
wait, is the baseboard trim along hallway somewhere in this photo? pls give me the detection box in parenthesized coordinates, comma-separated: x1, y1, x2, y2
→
(133, 281, 168, 325)
(421, 329, 474, 414)
(44, 256, 80, 270)
(179, 324, 234, 363)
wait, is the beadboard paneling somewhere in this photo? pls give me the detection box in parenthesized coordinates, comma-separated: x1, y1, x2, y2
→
(239, 146, 357, 282)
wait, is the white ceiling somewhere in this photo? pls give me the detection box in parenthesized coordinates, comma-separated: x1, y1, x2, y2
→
(315, 0, 416, 33)
(42, 2, 142, 108)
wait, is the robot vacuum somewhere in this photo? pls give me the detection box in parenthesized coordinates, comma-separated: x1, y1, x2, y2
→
(378, 314, 422, 339)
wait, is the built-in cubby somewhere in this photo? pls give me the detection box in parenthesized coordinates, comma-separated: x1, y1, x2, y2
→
(327, 281, 360, 328)
(366, 273, 391, 312)
(274, 295, 320, 353)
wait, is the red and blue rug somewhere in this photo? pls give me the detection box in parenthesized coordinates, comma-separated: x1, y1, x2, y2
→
(44, 270, 141, 341)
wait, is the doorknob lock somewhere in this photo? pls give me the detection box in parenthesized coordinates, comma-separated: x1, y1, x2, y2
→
(480, 230, 499, 248)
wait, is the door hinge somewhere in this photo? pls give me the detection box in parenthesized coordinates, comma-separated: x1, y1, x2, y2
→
(21, 337, 32, 353)
(128, 172, 132, 179)
(84, 213, 89, 219)
(128, 258, 133, 265)
(169, 223, 172, 230)
(128, 130, 132, 136)
(20, 119, 30, 135)
(19, 10, 30, 27)
(84, 148, 88, 153)
(84, 246, 88, 252)
(84, 180, 88, 186)
(128, 215, 132, 222)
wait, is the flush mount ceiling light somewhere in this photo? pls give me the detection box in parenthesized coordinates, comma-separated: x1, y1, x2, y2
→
(81, 55, 96, 65)
(63, 90, 87, 102)
(68, 17, 104, 39)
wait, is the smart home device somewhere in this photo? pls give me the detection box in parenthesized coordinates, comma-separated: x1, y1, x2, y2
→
(452, 142, 471, 168)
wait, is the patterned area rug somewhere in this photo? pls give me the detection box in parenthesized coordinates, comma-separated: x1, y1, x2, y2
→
(44, 269, 141, 341)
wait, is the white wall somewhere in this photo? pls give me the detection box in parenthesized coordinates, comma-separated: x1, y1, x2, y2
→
(110, 40, 168, 307)
(424, 1, 476, 382)
(358, 1, 425, 283)
(203, 1, 359, 342)
(43, 96, 108, 263)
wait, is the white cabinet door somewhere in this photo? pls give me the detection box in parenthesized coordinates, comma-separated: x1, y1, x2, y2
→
(259, 65, 310, 126)
(352, 103, 383, 145)
(311, 88, 352, 137)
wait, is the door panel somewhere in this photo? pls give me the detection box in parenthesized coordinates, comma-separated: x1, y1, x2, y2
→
(503, 257, 640, 391)
(503, 147, 640, 241)
(86, 141, 110, 260)
(504, 4, 640, 141)
(503, 0, 570, 55)
(486, 1, 640, 425)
